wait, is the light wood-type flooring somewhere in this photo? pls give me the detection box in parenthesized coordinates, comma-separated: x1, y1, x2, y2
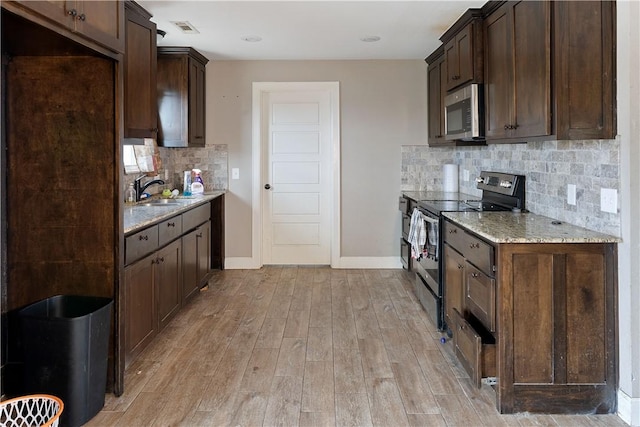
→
(87, 266, 628, 426)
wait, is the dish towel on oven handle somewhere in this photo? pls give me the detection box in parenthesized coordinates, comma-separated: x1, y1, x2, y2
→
(408, 208, 426, 260)
(408, 208, 439, 260)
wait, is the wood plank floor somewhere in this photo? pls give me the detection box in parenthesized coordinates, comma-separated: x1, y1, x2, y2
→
(87, 266, 628, 426)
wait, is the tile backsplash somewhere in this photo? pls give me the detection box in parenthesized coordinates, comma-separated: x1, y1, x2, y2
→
(401, 139, 620, 236)
(158, 144, 229, 191)
(122, 143, 228, 197)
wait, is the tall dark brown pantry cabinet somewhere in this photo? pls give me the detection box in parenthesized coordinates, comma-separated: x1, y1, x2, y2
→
(157, 47, 209, 147)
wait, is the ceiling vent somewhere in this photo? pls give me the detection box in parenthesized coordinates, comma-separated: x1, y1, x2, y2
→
(170, 21, 199, 34)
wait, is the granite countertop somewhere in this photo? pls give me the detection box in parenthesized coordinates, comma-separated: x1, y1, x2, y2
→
(442, 211, 620, 244)
(402, 191, 478, 203)
(124, 191, 225, 234)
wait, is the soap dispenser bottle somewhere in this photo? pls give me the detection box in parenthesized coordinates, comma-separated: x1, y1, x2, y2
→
(191, 168, 204, 195)
(125, 183, 136, 204)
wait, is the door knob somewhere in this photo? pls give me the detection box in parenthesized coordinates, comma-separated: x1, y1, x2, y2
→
(264, 184, 271, 190)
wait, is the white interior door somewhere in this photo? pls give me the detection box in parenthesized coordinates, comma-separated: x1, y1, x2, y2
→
(261, 88, 332, 264)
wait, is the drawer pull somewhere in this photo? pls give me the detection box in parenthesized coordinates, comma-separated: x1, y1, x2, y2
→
(457, 264, 464, 269)
(196, 232, 203, 238)
(139, 235, 148, 241)
(469, 242, 480, 249)
(471, 272, 479, 278)
(67, 8, 77, 17)
(167, 222, 175, 227)
(449, 229, 457, 234)
(77, 13, 86, 21)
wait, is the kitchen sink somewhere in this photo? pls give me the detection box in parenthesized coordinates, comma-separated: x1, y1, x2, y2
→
(138, 199, 182, 206)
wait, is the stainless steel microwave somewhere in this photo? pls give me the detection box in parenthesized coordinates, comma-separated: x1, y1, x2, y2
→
(444, 83, 484, 141)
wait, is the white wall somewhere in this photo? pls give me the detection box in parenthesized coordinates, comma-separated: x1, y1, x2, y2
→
(617, 1, 640, 425)
(207, 60, 428, 261)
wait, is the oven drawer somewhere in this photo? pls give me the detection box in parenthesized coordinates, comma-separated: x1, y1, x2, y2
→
(452, 308, 496, 388)
(402, 214, 410, 240)
(415, 271, 441, 330)
(400, 238, 412, 270)
(466, 263, 496, 332)
(444, 220, 494, 275)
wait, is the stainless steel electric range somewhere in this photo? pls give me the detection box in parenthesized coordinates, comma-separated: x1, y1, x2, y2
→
(412, 171, 526, 331)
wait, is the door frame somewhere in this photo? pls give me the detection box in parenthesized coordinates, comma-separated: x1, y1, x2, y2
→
(251, 82, 340, 268)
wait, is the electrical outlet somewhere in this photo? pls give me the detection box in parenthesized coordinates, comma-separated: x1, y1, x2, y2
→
(600, 188, 617, 213)
(232, 168, 240, 180)
(567, 184, 576, 205)
(463, 169, 470, 182)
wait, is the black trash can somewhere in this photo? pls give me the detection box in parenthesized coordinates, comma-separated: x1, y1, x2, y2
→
(19, 295, 113, 427)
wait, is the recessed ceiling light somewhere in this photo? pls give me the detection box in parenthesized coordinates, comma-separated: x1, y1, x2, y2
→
(241, 35, 263, 43)
(360, 36, 381, 43)
(170, 21, 199, 34)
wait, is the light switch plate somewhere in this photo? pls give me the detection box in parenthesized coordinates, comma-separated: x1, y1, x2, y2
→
(463, 169, 470, 182)
(232, 168, 240, 180)
(567, 184, 576, 205)
(600, 188, 617, 213)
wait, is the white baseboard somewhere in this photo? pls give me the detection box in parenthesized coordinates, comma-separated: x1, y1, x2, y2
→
(224, 257, 260, 269)
(224, 256, 404, 270)
(618, 389, 640, 426)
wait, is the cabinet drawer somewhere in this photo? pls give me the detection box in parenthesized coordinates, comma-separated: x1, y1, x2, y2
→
(182, 203, 210, 231)
(126, 224, 159, 265)
(444, 221, 494, 275)
(399, 197, 408, 214)
(444, 221, 467, 251)
(452, 308, 496, 388)
(158, 215, 183, 247)
(464, 235, 494, 276)
(466, 263, 496, 332)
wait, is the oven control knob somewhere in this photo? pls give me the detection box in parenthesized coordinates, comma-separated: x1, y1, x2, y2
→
(500, 180, 512, 188)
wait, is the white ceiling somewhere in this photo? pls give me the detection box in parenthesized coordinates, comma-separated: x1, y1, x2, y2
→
(138, 1, 486, 61)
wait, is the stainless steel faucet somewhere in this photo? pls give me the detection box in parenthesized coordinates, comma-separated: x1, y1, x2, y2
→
(133, 174, 165, 202)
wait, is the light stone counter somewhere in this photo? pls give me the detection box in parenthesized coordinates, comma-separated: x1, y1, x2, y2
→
(124, 191, 225, 234)
(442, 211, 620, 244)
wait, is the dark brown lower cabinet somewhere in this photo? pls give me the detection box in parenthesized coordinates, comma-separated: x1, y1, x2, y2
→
(124, 253, 156, 368)
(156, 239, 182, 330)
(182, 221, 210, 303)
(444, 219, 617, 414)
(497, 243, 617, 414)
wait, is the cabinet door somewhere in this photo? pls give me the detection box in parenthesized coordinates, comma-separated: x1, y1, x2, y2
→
(156, 239, 182, 330)
(455, 24, 474, 87)
(554, 1, 616, 140)
(444, 244, 465, 331)
(13, 1, 73, 29)
(189, 57, 206, 147)
(511, 0, 551, 138)
(11, 1, 124, 53)
(197, 220, 211, 282)
(427, 55, 446, 145)
(484, 6, 512, 139)
(182, 229, 199, 303)
(124, 3, 157, 139)
(124, 253, 156, 367)
(76, 1, 124, 53)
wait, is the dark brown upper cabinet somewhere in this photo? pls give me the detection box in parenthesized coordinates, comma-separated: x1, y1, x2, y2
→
(553, 1, 616, 140)
(426, 46, 448, 146)
(483, 0, 616, 143)
(484, 1, 551, 141)
(123, 1, 157, 141)
(440, 9, 484, 92)
(157, 47, 209, 148)
(5, 1, 124, 53)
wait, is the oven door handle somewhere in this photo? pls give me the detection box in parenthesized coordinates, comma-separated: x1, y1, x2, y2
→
(419, 212, 439, 224)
